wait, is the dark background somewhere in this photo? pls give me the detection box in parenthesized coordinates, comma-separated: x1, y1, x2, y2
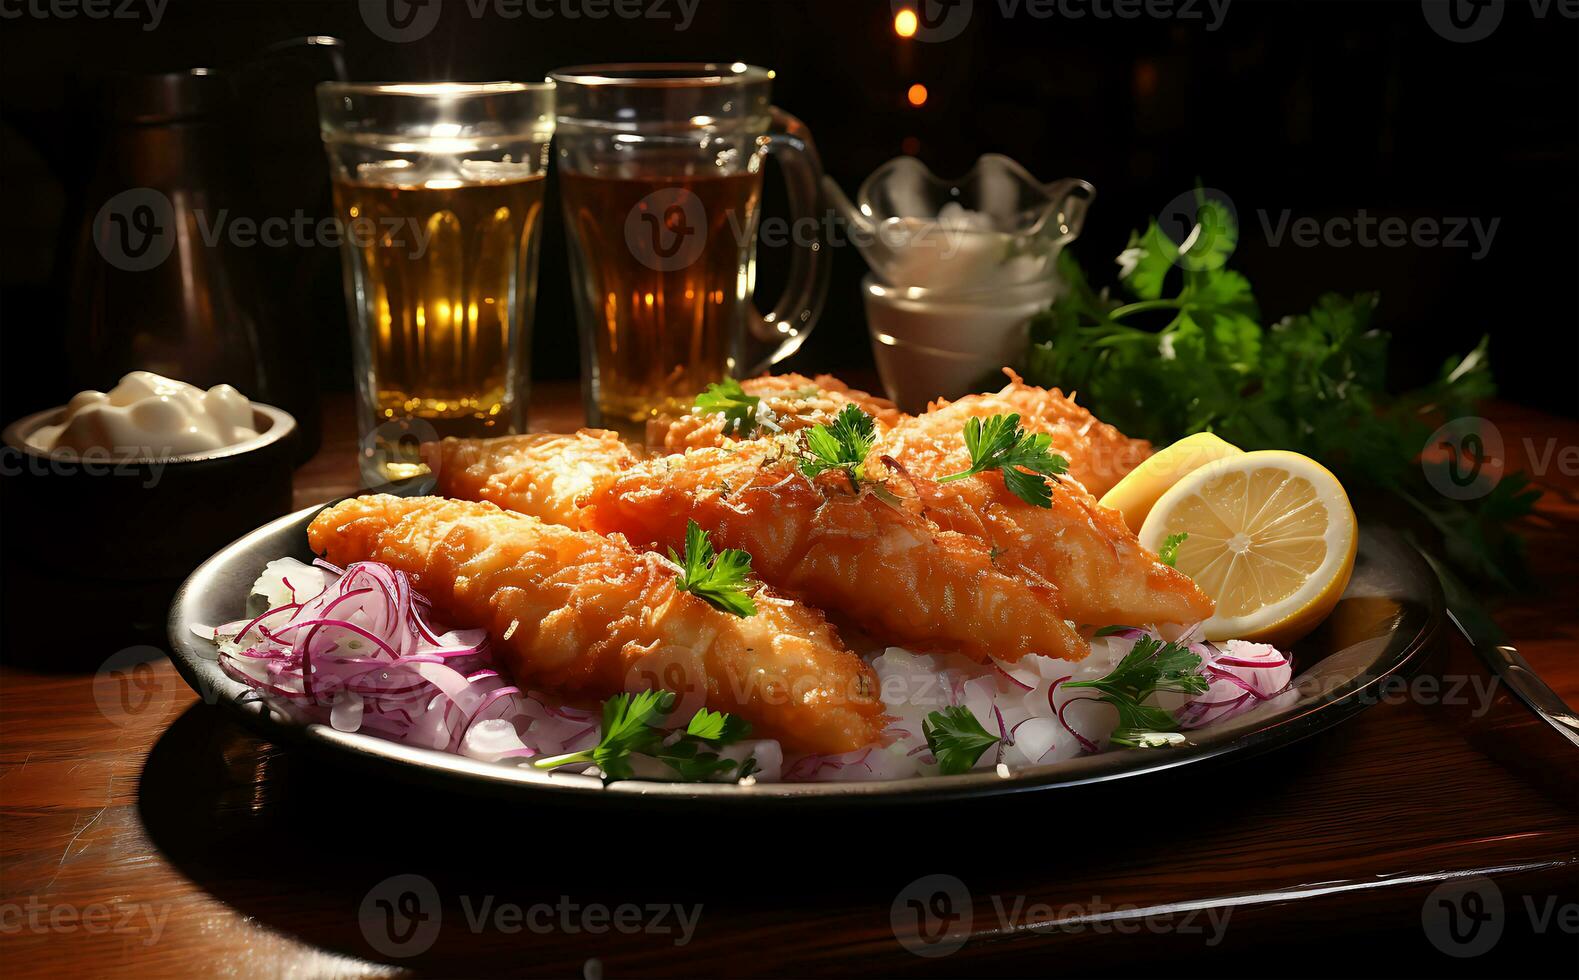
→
(2, 0, 1576, 429)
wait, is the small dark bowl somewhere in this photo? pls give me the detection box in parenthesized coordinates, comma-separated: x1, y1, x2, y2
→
(2, 403, 298, 583)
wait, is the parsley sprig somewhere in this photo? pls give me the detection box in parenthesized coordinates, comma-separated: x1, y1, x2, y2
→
(532, 689, 671, 781)
(532, 691, 757, 783)
(921, 633, 1210, 773)
(922, 705, 1003, 775)
(670, 519, 756, 617)
(797, 404, 877, 491)
(937, 414, 1069, 508)
(1157, 532, 1188, 568)
(695, 378, 760, 437)
(655, 708, 759, 781)
(1063, 635, 1209, 748)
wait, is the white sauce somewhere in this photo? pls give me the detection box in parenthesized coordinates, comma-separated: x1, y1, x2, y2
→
(27, 371, 258, 458)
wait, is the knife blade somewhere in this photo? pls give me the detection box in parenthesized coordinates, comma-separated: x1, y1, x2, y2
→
(1422, 551, 1579, 750)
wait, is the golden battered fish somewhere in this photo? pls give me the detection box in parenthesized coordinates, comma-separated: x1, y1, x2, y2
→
(580, 443, 1089, 663)
(910, 369, 1151, 497)
(871, 389, 1214, 628)
(648, 372, 903, 452)
(433, 429, 638, 530)
(308, 494, 886, 755)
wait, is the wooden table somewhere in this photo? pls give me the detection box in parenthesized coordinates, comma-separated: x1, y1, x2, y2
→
(3, 384, 1576, 978)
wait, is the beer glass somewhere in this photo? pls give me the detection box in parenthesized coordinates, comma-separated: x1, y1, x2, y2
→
(549, 63, 829, 436)
(317, 82, 554, 481)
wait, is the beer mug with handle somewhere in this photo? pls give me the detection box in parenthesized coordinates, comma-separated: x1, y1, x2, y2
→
(549, 63, 829, 436)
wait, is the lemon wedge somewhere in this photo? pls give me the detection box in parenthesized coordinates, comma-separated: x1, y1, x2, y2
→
(1138, 450, 1357, 645)
(1100, 432, 1244, 532)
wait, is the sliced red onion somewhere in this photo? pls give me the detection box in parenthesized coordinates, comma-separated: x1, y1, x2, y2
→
(214, 559, 535, 756)
(990, 660, 1035, 691)
(1176, 639, 1293, 729)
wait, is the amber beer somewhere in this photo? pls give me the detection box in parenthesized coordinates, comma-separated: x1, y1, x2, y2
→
(550, 64, 827, 433)
(332, 165, 546, 440)
(560, 169, 764, 434)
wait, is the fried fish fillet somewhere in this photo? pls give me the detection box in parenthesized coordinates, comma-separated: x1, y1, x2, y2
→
(648, 369, 1142, 494)
(648, 372, 903, 452)
(580, 443, 1089, 663)
(910, 369, 1151, 497)
(872, 388, 1214, 628)
(433, 430, 638, 530)
(308, 494, 886, 755)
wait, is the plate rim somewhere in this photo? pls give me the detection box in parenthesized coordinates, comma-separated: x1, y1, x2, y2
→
(166, 503, 1445, 804)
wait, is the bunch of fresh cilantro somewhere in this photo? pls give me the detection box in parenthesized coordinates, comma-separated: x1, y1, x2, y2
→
(1025, 192, 1538, 589)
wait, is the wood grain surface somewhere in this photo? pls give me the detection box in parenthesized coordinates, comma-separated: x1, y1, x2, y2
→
(2, 384, 1575, 978)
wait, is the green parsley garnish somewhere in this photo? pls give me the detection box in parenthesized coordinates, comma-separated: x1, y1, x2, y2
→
(669, 519, 756, 617)
(1063, 634, 1209, 748)
(1026, 186, 1539, 590)
(922, 705, 1003, 775)
(1157, 532, 1188, 568)
(1093, 624, 1138, 637)
(684, 706, 751, 742)
(937, 413, 1069, 508)
(695, 378, 760, 436)
(532, 691, 756, 783)
(655, 706, 758, 781)
(797, 404, 877, 491)
(532, 689, 672, 781)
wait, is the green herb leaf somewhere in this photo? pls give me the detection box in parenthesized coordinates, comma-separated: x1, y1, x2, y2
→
(695, 378, 760, 436)
(937, 413, 1069, 507)
(531, 689, 673, 780)
(1026, 191, 1535, 590)
(669, 519, 757, 617)
(1118, 221, 1179, 300)
(922, 705, 1002, 775)
(1093, 624, 1139, 637)
(685, 706, 752, 743)
(654, 708, 755, 781)
(1157, 532, 1188, 568)
(650, 740, 743, 782)
(533, 693, 757, 783)
(1064, 635, 1208, 749)
(797, 404, 877, 487)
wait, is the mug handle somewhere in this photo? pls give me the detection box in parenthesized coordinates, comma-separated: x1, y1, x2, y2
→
(743, 108, 830, 375)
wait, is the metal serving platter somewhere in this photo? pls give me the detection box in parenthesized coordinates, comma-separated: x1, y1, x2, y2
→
(167, 504, 1444, 805)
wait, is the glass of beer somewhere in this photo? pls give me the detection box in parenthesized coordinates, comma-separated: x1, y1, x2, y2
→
(317, 81, 554, 482)
(548, 63, 829, 436)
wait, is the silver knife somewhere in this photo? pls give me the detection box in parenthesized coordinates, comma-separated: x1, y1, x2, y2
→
(1424, 552, 1579, 749)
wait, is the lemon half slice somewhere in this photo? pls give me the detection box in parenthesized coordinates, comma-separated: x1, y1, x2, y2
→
(1138, 450, 1357, 645)
(1100, 432, 1243, 533)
